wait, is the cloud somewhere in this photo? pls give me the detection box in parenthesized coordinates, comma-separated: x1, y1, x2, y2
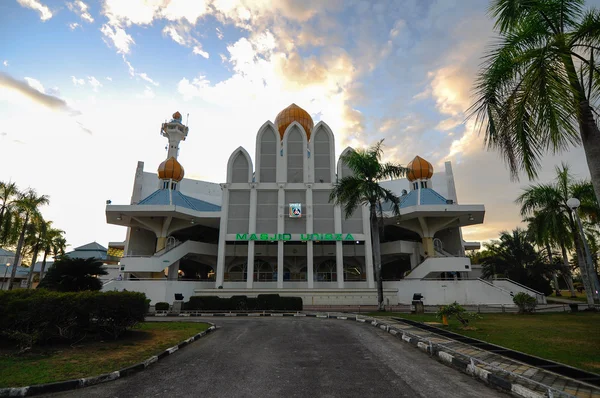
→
(3, 60, 8, 67)
(137, 86, 156, 99)
(216, 27, 223, 39)
(71, 76, 85, 86)
(105, 76, 112, 81)
(162, 24, 210, 58)
(193, 46, 209, 58)
(100, 23, 135, 54)
(69, 22, 81, 30)
(88, 76, 102, 91)
(24, 77, 45, 93)
(0, 72, 77, 114)
(17, 0, 52, 21)
(138, 73, 158, 86)
(67, 1, 94, 23)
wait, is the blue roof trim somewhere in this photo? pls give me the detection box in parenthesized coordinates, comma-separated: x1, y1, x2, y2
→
(400, 190, 418, 208)
(138, 189, 221, 212)
(380, 188, 448, 210)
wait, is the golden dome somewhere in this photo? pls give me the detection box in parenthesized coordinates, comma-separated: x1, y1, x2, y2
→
(158, 157, 185, 182)
(274, 103, 314, 141)
(173, 111, 182, 120)
(406, 155, 433, 182)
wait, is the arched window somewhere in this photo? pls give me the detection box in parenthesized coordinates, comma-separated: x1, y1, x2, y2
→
(254, 260, 274, 281)
(228, 264, 246, 281)
(287, 128, 304, 183)
(231, 152, 250, 183)
(344, 264, 365, 281)
(316, 260, 337, 282)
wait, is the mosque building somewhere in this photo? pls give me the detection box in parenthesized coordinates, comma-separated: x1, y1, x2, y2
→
(104, 105, 546, 306)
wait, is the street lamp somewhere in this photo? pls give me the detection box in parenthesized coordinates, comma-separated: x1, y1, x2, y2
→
(567, 197, 600, 305)
(2, 263, 10, 290)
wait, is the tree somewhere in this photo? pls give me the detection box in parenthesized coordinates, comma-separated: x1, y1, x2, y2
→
(7, 189, 49, 290)
(0, 181, 21, 246)
(38, 257, 107, 292)
(481, 229, 554, 295)
(329, 140, 406, 310)
(516, 164, 599, 303)
(470, 0, 600, 204)
(39, 227, 66, 281)
(26, 219, 52, 288)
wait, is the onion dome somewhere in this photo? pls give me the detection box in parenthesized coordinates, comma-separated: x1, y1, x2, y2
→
(172, 111, 182, 123)
(158, 157, 185, 181)
(274, 103, 314, 141)
(406, 155, 433, 182)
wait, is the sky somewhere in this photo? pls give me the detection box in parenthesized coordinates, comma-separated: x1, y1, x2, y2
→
(0, 0, 598, 251)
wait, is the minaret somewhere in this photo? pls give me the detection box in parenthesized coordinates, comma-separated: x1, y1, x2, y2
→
(161, 111, 189, 159)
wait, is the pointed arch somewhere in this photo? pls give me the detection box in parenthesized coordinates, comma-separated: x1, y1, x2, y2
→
(227, 146, 253, 183)
(337, 146, 355, 179)
(254, 121, 278, 183)
(310, 122, 336, 183)
(282, 121, 308, 183)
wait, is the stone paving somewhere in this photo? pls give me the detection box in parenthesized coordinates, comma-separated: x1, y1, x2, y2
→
(369, 316, 600, 398)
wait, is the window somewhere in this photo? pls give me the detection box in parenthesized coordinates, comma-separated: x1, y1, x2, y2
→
(171, 182, 177, 190)
(316, 260, 337, 282)
(413, 182, 418, 190)
(254, 260, 274, 281)
(344, 264, 365, 281)
(420, 181, 427, 189)
(163, 181, 169, 189)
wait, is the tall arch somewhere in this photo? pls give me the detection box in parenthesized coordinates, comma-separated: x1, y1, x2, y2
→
(226, 147, 253, 183)
(254, 121, 278, 183)
(310, 122, 336, 183)
(282, 122, 308, 183)
(337, 146, 355, 180)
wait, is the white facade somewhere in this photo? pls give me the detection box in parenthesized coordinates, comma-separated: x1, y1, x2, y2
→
(104, 108, 546, 306)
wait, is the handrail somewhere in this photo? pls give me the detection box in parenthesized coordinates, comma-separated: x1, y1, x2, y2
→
(477, 277, 514, 297)
(124, 239, 185, 258)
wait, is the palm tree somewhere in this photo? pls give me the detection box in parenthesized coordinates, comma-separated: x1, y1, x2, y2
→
(517, 164, 598, 303)
(470, 0, 600, 203)
(481, 229, 554, 295)
(0, 181, 20, 246)
(38, 257, 107, 292)
(7, 189, 49, 290)
(39, 227, 66, 281)
(26, 218, 52, 288)
(524, 213, 566, 296)
(329, 140, 406, 310)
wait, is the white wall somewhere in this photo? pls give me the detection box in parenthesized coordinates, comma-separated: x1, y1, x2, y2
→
(139, 171, 222, 206)
(102, 280, 215, 304)
(385, 279, 517, 305)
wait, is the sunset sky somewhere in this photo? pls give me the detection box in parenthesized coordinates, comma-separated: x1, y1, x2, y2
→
(1, 0, 598, 250)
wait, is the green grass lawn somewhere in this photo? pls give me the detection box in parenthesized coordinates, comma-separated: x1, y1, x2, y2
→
(0, 322, 210, 388)
(548, 290, 588, 302)
(368, 312, 600, 374)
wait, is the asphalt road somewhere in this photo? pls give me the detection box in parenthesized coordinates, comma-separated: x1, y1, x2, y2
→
(48, 318, 506, 398)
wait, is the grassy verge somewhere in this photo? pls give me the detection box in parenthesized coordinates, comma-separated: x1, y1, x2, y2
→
(367, 312, 600, 374)
(549, 290, 588, 302)
(0, 322, 210, 388)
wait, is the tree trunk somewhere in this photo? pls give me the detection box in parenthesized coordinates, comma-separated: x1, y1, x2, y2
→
(546, 243, 561, 296)
(370, 204, 384, 311)
(27, 241, 40, 289)
(8, 213, 28, 290)
(579, 101, 600, 207)
(561, 245, 577, 298)
(39, 250, 48, 281)
(573, 225, 595, 305)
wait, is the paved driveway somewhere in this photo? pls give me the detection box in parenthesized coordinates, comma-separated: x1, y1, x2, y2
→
(48, 317, 506, 398)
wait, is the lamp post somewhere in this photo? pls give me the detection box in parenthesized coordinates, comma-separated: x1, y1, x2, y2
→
(2, 263, 10, 290)
(567, 197, 600, 306)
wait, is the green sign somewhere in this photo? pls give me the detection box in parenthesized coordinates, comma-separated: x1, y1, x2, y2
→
(235, 233, 355, 241)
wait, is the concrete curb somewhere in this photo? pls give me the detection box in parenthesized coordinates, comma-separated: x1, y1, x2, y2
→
(0, 325, 216, 397)
(354, 317, 557, 398)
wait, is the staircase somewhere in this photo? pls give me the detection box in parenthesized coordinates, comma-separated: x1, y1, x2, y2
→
(121, 240, 218, 273)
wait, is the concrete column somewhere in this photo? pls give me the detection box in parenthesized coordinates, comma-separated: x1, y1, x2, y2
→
(167, 260, 180, 280)
(362, 206, 375, 288)
(422, 237, 435, 258)
(307, 242, 314, 288)
(247, 185, 257, 289)
(306, 185, 314, 288)
(277, 185, 285, 288)
(216, 184, 229, 287)
(334, 200, 344, 288)
(156, 236, 167, 252)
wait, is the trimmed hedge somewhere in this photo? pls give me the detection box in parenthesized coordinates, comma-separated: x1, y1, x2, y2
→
(0, 289, 147, 351)
(184, 294, 302, 311)
(154, 302, 170, 311)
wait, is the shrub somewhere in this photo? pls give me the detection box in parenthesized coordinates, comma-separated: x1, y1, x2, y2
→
(184, 295, 302, 311)
(155, 302, 170, 311)
(0, 289, 147, 351)
(436, 302, 481, 326)
(513, 292, 537, 314)
(38, 257, 107, 292)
